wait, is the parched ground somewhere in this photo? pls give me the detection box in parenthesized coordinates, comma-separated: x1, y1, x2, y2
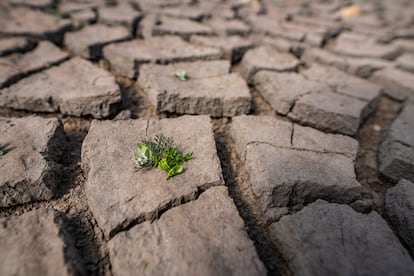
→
(1, 0, 414, 275)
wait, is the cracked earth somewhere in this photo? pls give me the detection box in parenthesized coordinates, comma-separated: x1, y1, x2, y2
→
(1, 0, 414, 275)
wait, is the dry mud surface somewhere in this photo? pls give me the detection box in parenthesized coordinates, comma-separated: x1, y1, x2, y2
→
(1, 0, 414, 275)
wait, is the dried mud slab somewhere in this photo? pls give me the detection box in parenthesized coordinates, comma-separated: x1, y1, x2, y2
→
(0, 116, 64, 207)
(240, 46, 300, 82)
(8, 0, 55, 8)
(332, 34, 401, 60)
(98, 3, 142, 33)
(103, 36, 221, 78)
(270, 200, 414, 276)
(385, 179, 414, 255)
(0, 37, 35, 57)
(0, 57, 121, 118)
(379, 103, 414, 182)
(138, 60, 251, 116)
(64, 24, 130, 60)
(0, 209, 85, 275)
(371, 67, 414, 102)
(288, 64, 381, 135)
(152, 16, 215, 39)
(253, 64, 381, 136)
(0, 7, 71, 43)
(190, 35, 253, 63)
(108, 186, 266, 276)
(230, 115, 361, 216)
(0, 41, 69, 88)
(82, 116, 224, 238)
(302, 47, 392, 78)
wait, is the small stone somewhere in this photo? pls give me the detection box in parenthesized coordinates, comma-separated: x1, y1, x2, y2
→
(0, 209, 85, 275)
(379, 104, 414, 182)
(0, 7, 71, 44)
(349, 198, 373, 213)
(0, 57, 121, 118)
(190, 35, 253, 63)
(103, 36, 221, 78)
(385, 179, 414, 255)
(0, 37, 35, 57)
(64, 24, 130, 60)
(108, 186, 266, 275)
(240, 46, 300, 82)
(0, 117, 64, 207)
(82, 116, 224, 237)
(270, 200, 414, 276)
(373, 124, 381, 131)
(138, 61, 250, 117)
(371, 67, 414, 102)
(0, 41, 69, 88)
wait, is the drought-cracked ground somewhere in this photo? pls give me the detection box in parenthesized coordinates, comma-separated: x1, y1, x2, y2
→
(1, 0, 414, 275)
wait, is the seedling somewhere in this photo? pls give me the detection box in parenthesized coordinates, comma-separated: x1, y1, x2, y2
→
(174, 69, 188, 81)
(0, 150, 3, 158)
(134, 134, 193, 180)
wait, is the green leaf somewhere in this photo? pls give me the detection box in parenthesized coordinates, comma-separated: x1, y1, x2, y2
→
(183, 152, 193, 161)
(158, 158, 170, 172)
(167, 165, 183, 180)
(134, 134, 193, 179)
(134, 143, 152, 167)
(0, 150, 3, 157)
(174, 69, 188, 81)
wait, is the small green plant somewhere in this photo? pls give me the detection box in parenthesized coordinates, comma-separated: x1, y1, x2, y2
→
(0, 150, 3, 158)
(134, 134, 193, 180)
(174, 69, 188, 81)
